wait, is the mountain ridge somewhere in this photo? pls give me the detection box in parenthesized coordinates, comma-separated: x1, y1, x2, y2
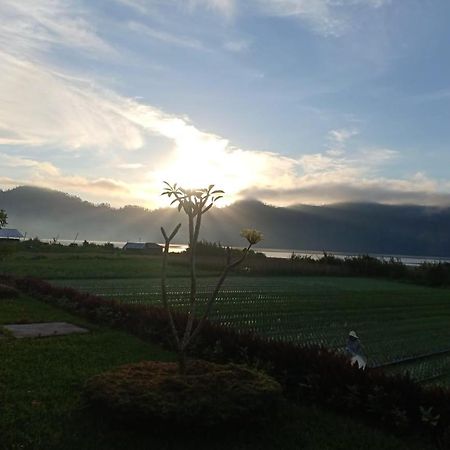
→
(1, 186, 450, 257)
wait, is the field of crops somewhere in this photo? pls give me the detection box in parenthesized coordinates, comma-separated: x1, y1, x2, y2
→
(52, 276, 450, 384)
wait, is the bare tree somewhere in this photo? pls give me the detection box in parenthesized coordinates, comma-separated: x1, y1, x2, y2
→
(160, 182, 262, 374)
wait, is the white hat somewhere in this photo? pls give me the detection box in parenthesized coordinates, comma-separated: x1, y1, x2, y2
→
(349, 330, 359, 339)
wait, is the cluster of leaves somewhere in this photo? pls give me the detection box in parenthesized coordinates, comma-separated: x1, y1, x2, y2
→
(3, 275, 450, 446)
(161, 183, 224, 215)
(0, 209, 7, 228)
(86, 359, 283, 429)
(240, 229, 263, 246)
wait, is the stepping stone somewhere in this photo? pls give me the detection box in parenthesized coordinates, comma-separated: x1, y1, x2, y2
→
(3, 322, 89, 339)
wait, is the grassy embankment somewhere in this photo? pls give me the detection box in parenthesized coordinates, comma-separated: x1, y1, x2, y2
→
(0, 292, 437, 450)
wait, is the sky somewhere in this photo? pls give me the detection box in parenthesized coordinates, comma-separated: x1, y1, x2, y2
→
(1, 0, 450, 209)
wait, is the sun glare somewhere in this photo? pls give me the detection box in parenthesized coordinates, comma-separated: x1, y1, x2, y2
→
(153, 139, 262, 207)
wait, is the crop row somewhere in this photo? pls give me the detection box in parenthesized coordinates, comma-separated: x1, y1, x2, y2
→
(52, 276, 450, 383)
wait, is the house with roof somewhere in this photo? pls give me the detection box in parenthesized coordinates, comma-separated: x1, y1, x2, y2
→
(122, 242, 163, 255)
(0, 228, 24, 241)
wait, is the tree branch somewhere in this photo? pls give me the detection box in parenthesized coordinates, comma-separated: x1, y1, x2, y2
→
(160, 224, 182, 349)
(185, 243, 252, 348)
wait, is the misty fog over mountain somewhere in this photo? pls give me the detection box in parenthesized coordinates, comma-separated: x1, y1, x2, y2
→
(2, 186, 450, 257)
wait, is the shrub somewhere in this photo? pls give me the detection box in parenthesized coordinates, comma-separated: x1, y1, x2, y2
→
(4, 275, 450, 444)
(0, 283, 19, 299)
(85, 359, 283, 429)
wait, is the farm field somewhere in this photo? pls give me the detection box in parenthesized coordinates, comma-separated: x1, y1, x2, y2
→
(52, 276, 450, 385)
(0, 251, 215, 279)
(0, 293, 434, 450)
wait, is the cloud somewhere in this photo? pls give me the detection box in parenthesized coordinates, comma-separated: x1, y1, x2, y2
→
(116, 0, 391, 38)
(0, 0, 115, 57)
(326, 128, 359, 156)
(298, 145, 398, 179)
(188, 0, 236, 17)
(249, 144, 432, 207)
(0, 153, 60, 176)
(1, 0, 447, 210)
(116, 163, 145, 169)
(0, 150, 131, 204)
(127, 21, 206, 50)
(254, 0, 343, 35)
(261, 1, 392, 36)
(0, 1, 143, 150)
(0, 50, 299, 205)
(187, 0, 391, 36)
(1, 172, 131, 204)
(0, 46, 445, 209)
(328, 128, 359, 144)
(114, 0, 152, 14)
(241, 175, 450, 207)
(359, 148, 399, 165)
(0, 53, 144, 149)
(223, 39, 251, 52)
(302, 126, 397, 178)
(116, 0, 236, 18)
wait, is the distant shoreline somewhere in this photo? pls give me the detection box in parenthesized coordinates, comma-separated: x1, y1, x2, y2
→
(37, 238, 450, 266)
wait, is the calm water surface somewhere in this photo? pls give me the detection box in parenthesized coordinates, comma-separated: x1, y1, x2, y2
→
(41, 239, 450, 267)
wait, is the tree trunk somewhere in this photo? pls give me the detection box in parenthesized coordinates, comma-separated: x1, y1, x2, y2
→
(178, 350, 187, 375)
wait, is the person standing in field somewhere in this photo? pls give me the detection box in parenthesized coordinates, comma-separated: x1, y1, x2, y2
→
(345, 330, 367, 369)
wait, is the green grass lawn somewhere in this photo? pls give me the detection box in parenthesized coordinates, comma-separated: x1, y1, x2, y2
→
(52, 275, 450, 383)
(0, 293, 436, 450)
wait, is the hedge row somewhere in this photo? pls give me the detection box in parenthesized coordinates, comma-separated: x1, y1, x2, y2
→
(182, 252, 450, 287)
(3, 275, 450, 446)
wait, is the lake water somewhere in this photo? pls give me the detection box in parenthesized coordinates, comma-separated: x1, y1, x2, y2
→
(41, 239, 450, 267)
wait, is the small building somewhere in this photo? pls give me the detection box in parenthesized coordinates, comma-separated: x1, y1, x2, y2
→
(0, 228, 24, 241)
(122, 242, 163, 255)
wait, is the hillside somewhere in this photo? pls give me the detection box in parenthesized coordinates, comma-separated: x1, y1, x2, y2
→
(1, 186, 450, 256)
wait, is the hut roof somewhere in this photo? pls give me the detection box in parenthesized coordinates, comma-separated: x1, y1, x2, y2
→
(122, 242, 162, 250)
(0, 228, 24, 239)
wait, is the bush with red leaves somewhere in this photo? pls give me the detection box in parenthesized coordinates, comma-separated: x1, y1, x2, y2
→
(0, 283, 19, 299)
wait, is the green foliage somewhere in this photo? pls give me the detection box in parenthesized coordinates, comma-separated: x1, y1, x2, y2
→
(2, 278, 442, 449)
(0, 209, 7, 228)
(161, 182, 225, 214)
(319, 251, 343, 265)
(187, 239, 227, 256)
(0, 283, 19, 299)
(0, 249, 217, 279)
(420, 406, 441, 427)
(0, 241, 18, 261)
(86, 360, 283, 428)
(0, 293, 176, 449)
(186, 240, 266, 259)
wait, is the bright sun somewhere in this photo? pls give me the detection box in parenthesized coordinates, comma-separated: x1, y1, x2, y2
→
(152, 140, 264, 207)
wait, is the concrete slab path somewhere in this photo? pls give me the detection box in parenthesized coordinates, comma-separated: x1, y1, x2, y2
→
(3, 322, 89, 339)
